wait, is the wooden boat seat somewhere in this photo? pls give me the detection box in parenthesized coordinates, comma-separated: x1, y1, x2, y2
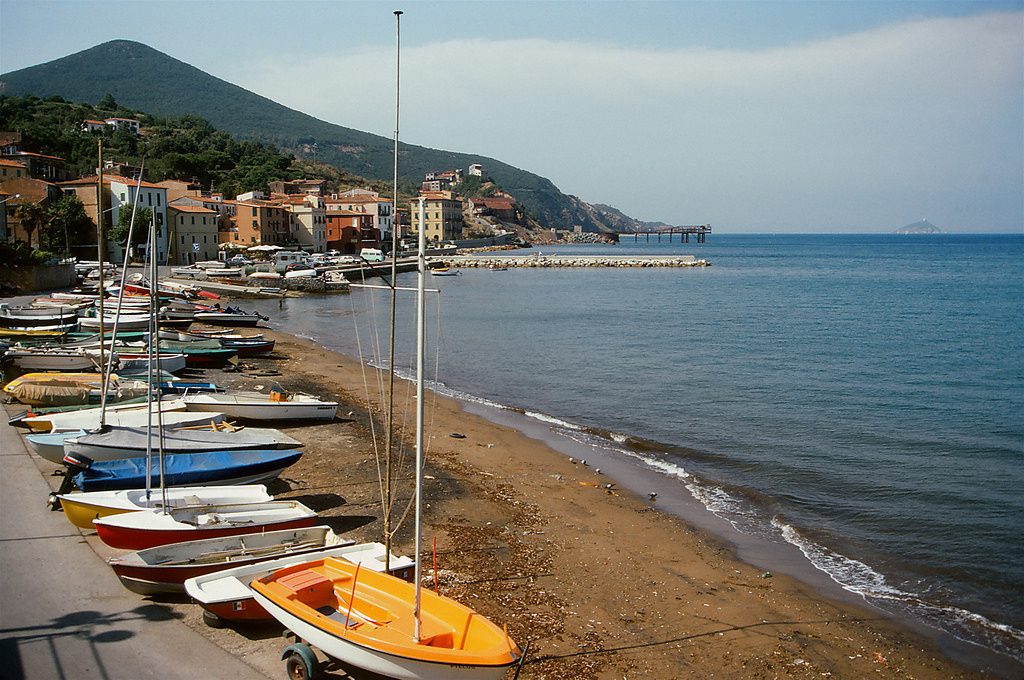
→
(277, 569, 335, 607)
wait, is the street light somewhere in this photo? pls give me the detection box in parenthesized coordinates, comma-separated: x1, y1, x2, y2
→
(0, 193, 21, 205)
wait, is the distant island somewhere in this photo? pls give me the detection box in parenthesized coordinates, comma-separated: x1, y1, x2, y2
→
(895, 219, 942, 234)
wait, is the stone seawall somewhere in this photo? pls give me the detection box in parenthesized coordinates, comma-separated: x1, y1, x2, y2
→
(439, 255, 710, 268)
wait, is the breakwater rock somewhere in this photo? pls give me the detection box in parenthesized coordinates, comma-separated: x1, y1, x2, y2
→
(440, 255, 710, 269)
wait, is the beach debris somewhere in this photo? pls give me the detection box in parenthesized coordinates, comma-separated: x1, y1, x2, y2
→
(648, 492, 658, 500)
(568, 457, 575, 463)
(594, 468, 602, 474)
(449, 432, 466, 439)
(873, 652, 887, 665)
(581, 459, 588, 466)
(760, 571, 773, 579)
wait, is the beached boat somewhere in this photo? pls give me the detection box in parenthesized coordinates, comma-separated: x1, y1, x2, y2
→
(218, 337, 275, 356)
(251, 557, 520, 680)
(185, 540, 414, 624)
(4, 347, 105, 371)
(181, 390, 338, 422)
(93, 499, 318, 550)
(108, 525, 356, 595)
(156, 340, 237, 367)
(0, 304, 79, 328)
(117, 351, 187, 373)
(193, 308, 266, 327)
(21, 397, 190, 432)
(255, 163, 520, 680)
(57, 484, 274, 529)
(71, 448, 304, 492)
(63, 425, 302, 462)
(0, 328, 68, 342)
(78, 312, 152, 332)
(3, 372, 148, 407)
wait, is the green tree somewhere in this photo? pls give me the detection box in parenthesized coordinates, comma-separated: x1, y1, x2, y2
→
(108, 202, 153, 254)
(44, 194, 94, 254)
(98, 93, 118, 110)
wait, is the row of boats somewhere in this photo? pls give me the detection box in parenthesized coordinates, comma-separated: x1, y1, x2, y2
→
(4, 284, 523, 679)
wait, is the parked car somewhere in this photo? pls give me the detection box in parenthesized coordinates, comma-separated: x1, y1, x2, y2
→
(285, 262, 312, 272)
(228, 255, 252, 266)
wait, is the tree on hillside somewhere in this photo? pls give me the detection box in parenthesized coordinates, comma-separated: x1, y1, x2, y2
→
(98, 93, 118, 110)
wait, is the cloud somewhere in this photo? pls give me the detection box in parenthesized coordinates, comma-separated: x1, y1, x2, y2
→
(234, 11, 1022, 230)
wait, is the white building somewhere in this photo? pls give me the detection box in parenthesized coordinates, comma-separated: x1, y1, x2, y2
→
(283, 194, 327, 252)
(107, 175, 169, 262)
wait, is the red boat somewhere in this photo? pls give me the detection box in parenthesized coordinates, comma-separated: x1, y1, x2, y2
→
(108, 525, 354, 595)
(92, 500, 318, 550)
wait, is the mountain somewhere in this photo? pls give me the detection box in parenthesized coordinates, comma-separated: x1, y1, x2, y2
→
(1, 40, 643, 233)
(895, 219, 941, 234)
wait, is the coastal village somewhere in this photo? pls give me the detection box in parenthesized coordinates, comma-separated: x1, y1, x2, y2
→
(1, 118, 529, 266)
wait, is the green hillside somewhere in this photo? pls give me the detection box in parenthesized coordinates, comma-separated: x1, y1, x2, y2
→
(0, 40, 636, 232)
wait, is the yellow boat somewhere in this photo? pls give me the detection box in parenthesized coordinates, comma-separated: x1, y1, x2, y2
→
(60, 495, 136, 528)
(251, 557, 521, 679)
(3, 372, 145, 407)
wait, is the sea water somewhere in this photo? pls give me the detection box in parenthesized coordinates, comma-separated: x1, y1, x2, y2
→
(248, 233, 1023, 671)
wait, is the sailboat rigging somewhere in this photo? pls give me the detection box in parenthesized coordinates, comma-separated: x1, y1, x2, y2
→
(250, 12, 523, 678)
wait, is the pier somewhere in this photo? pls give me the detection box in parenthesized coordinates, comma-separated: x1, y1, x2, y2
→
(440, 254, 710, 268)
(620, 225, 711, 244)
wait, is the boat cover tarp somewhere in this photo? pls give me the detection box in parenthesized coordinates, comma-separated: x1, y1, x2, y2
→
(74, 449, 303, 491)
(68, 426, 303, 454)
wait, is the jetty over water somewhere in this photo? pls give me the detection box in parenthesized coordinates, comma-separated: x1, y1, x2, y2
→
(440, 254, 710, 268)
(620, 225, 711, 243)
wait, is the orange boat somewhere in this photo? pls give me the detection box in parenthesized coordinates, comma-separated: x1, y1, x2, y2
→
(251, 556, 521, 679)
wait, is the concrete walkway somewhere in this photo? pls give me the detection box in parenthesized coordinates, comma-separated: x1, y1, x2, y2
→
(0, 411, 273, 680)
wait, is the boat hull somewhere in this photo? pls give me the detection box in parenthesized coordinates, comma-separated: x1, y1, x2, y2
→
(109, 526, 354, 594)
(72, 449, 303, 491)
(95, 514, 317, 551)
(251, 559, 519, 680)
(252, 590, 514, 680)
(57, 484, 273, 529)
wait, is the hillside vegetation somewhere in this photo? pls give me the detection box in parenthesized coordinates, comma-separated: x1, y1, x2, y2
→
(1, 39, 653, 232)
(0, 95, 413, 200)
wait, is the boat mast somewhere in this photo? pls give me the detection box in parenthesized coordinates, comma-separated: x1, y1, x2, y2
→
(413, 196, 426, 642)
(96, 140, 107, 421)
(383, 7, 403, 572)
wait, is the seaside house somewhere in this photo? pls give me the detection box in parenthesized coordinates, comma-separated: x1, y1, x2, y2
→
(1, 151, 69, 182)
(325, 210, 376, 254)
(411, 191, 464, 243)
(81, 119, 107, 134)
(469, 196, 518, 223)
(268, 179, 325, 196)
(0, 158, 27, 181)
(232, 197, 289, 246)
(103, 117, 141, 135)
(279, 193, 327, 252)
(59, 174, 169, 262)
(326, 190, 393, 243)
(1, 178, 62, 246)
(167, 204, 219, 265)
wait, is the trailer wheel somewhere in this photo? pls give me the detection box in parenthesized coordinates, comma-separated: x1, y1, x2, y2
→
(202, 610, 226, 629)
(282, 643, 318, 680)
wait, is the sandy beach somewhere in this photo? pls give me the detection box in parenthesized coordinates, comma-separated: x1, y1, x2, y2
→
(11, 325, 994, 679)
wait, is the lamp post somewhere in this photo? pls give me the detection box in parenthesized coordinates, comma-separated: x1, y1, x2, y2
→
(0, 193, 22, 242)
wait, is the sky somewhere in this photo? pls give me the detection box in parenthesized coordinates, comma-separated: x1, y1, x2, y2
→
(1, 0, 1021, 232)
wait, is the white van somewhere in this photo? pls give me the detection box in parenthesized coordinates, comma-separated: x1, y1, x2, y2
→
(359, 248, 384, 262)
(273, 250, 308, 272)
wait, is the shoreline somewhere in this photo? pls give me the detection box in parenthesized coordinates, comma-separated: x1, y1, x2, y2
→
(3, 318, 1014, 677)
(246, 326, 1006, 678)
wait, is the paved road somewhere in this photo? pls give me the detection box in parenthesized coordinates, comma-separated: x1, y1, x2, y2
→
(0, 411, 273, 680)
